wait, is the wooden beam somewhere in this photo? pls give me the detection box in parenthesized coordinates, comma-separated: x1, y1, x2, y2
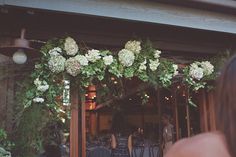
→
(3, 0, 236, 34)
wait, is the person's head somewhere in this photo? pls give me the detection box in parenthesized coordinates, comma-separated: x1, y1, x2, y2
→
(216, 54, 236, 157)
(161, 114, 170, 126)
(111, 112, 128, 135)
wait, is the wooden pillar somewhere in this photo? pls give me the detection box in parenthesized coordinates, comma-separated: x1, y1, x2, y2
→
(70, 83, 79, 157)
(172, 87, 179, 140)
(156, 88, 162, 156)
(90, 112, 97, 136)
(186, 88, 191, 137)
(81, 96, 86, 157)
(199, 89, 209, 132)
(207, 90, 216, 131)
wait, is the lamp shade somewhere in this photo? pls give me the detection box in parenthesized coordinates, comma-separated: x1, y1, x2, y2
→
(12, 49, 27, 64)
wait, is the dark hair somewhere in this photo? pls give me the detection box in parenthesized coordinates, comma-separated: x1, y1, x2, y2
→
(111, 112, 129, 135)
(216, 54, 236, 157)
(43, 144, 61, 157)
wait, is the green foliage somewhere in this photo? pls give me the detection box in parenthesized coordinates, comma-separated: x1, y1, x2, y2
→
(13, 104, 50, 157)
(0, 147, 11, 157)
(0, 129, 14, 151)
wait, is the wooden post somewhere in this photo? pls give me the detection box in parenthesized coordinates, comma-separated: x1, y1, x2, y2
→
(207, 90, 216, 131)
(199, 89, 209, 132)
(172, 87, 179, 140)
(186, 88, 191, 137)
(70, 83, 79, 157)
(81, 95, 86, 157)
(156, 88, 163, 156)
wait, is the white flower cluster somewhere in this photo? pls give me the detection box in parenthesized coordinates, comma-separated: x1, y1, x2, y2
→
(139, 59, 147, 71)
(48, 55, 66, 73)
(64, 37, 78, 56)
(34, 78, 49, 92)
(33, 97, 45, 103)
(103, 55, 114, 65)
(201, 61, 214, 75)
(65, 57, 81, 76)
(118, 49, 135, 67)
(149, 59, 160, 71)
(85, 49, 101, 63)
(189, 63, 204, 80)
(48, 47, 62, 57)
(125, 40, 141, 54)
(75, 55, 88, 66)
(148, 49, 162, 71)
(154, 50, 161, 59)
(189, 61, 214, 80)
(173, 64, 178, 76)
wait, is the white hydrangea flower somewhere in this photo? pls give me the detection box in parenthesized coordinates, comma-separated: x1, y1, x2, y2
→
(75, 55, 88, 66)
(64, 37, 78, 56)
(138, 59, 147, 71)
(65, 57, 81, 77)
(33, 97, 45, 103)
(118, 49, 135, 67)
(103, 55, 114, 65)
(149, 59, 160, 71)
(37, 84, 49, 92)
(35, 64, 41, 69)
(125, 40, 141, 54)
(201, 61, 214, 75)
(189, 66, 204, 80)
(34, 79, 49, 92)
(173, 64, 179, 76)
(154, 50, 161, 59)
(48, 47, 62, 57)
(34, 78, 41, 86)
(48, 55, 66, 73)
(85, 49, 101, 63)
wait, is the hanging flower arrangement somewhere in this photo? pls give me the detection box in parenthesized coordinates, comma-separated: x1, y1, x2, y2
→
(183, 61, 215, 91)
(20, 36, 215, 111)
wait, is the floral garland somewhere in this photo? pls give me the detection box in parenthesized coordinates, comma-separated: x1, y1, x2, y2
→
(21, 37, 215, 111)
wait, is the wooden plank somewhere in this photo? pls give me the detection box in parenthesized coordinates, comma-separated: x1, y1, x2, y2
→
(70, 83, 79, 157)
(3, 0, 236, 34)
(81, 95, 86, 157)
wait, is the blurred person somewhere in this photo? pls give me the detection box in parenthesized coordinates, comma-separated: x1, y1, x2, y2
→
(161, 114, 174, 155)
(164, 55, 236, 157)
(111, 112, 132, 157)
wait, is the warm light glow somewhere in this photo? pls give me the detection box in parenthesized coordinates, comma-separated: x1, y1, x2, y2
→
(114, 81, 118, 84)
(86, 85, 96, 110)
(177, 86, 180, 89)
(89, 103, 96, 110)
(165, 97, 169, 100)
(111, 77, 115, 81)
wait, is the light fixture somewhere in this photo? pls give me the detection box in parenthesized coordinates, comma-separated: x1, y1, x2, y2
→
(12, 49, 27, 64)
(0, 28, 38, 64)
